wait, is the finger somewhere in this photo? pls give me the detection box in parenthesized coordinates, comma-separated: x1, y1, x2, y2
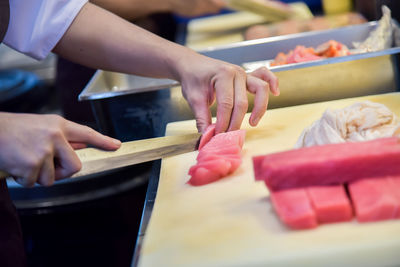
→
(11, 154, 43, 187)
(251, 67, 280, 96)
(36, 156, 56, 187)
(195, 106, 212, 133)
(214, 69, 235, 133)
(185, 89, 213, 133)
(53, 136, 82, 180)
(69, 142, 87, 150)
(227, 70, 248, 131)
(246, 75, 269, 126)
(64, 121, 121, 151)
(14, 176, 36, 188)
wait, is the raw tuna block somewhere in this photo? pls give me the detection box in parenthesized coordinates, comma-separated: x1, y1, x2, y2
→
(270, 188, 318, 229)
(253, 137, 400, 191)
(349, 177, 399, 222)
(387, 176, 400, 218)
(307, 185, 353, 223)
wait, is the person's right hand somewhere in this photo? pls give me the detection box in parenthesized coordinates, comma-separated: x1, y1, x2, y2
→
(0, 112, 121, 187)
(168, 0, 226, 17)
(175, 51, 279, 134)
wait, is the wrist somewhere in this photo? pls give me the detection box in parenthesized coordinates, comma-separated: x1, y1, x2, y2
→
(164, 44, 197, 82)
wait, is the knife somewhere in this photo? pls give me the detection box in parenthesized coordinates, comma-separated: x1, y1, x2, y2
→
(0, 132, 202, 179)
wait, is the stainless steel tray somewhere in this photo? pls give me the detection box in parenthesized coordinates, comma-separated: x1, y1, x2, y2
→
(79, 72, 179, 101)
(79, 21, 400, 140)
(80, 21, 400, 102)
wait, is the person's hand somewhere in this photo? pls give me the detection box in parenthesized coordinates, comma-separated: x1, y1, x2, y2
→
(177, 53, 279, 134)
(167, 0, 226, 17)
(0, 112, 121, 187)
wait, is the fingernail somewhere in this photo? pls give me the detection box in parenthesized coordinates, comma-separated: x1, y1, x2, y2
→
(251, 116, 258, 126)
(112, 139, 121, 146)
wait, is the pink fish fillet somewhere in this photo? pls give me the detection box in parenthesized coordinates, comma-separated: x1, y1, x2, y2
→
(198, 124, 216, 150)
(189, 159, 232, 177)
(270, 188, 318, 229)
(253, 137, 400, 191)
(388, 176, 400, 218)
(349, 177, 399, 222)
(307, 185, 353, 223)
(188, 129, 246, 186)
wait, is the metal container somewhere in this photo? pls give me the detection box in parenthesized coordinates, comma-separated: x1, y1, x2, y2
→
(7, 162, 152, 211)
(79, 21, 400, 140)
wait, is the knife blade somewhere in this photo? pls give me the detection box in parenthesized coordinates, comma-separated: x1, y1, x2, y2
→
(0, 132, 202, 179)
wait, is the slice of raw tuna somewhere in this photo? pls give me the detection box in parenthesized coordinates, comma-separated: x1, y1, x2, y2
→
(202, 129, 246, 150)
(188, 129, 246, 186)
(200, 144, 242, 156)
(198, 124, 216, 150)
(195, 153, 242, 174)
(188, 159, 232, 178)
(287, 46, 323, 63)
(197, 153, 242, 162)
(188, 167, 221, 186)
(349, 177, 399, 222)
(270, 188, 318, 229)
(253, 137, 400, 191)
(307, 185, 353, 223)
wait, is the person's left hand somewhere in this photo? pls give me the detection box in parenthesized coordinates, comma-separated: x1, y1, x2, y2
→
(0, 113, 121, 187)
(176, 53, 279, 134)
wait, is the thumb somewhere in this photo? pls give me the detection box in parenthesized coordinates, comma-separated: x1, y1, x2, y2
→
(194, 104, 212, 133)
(182, 84, 214, 133)
(64, 121, 121, 151)
(188, 99, 212, 133)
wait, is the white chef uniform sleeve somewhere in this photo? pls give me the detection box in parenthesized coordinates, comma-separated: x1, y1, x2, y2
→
(3, 0, 88, 60)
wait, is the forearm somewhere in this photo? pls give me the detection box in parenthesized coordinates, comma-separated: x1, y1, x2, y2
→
(90, 0, 170, 20)
(53, 2, 193, 81)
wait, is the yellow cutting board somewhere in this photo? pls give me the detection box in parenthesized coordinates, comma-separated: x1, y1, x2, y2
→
(138, 93, 400, 267)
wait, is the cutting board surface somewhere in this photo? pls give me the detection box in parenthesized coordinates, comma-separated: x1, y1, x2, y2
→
(138, 93, 400, 267)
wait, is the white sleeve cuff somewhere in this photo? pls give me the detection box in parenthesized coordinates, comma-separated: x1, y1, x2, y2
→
(4, 0, 88, 60)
